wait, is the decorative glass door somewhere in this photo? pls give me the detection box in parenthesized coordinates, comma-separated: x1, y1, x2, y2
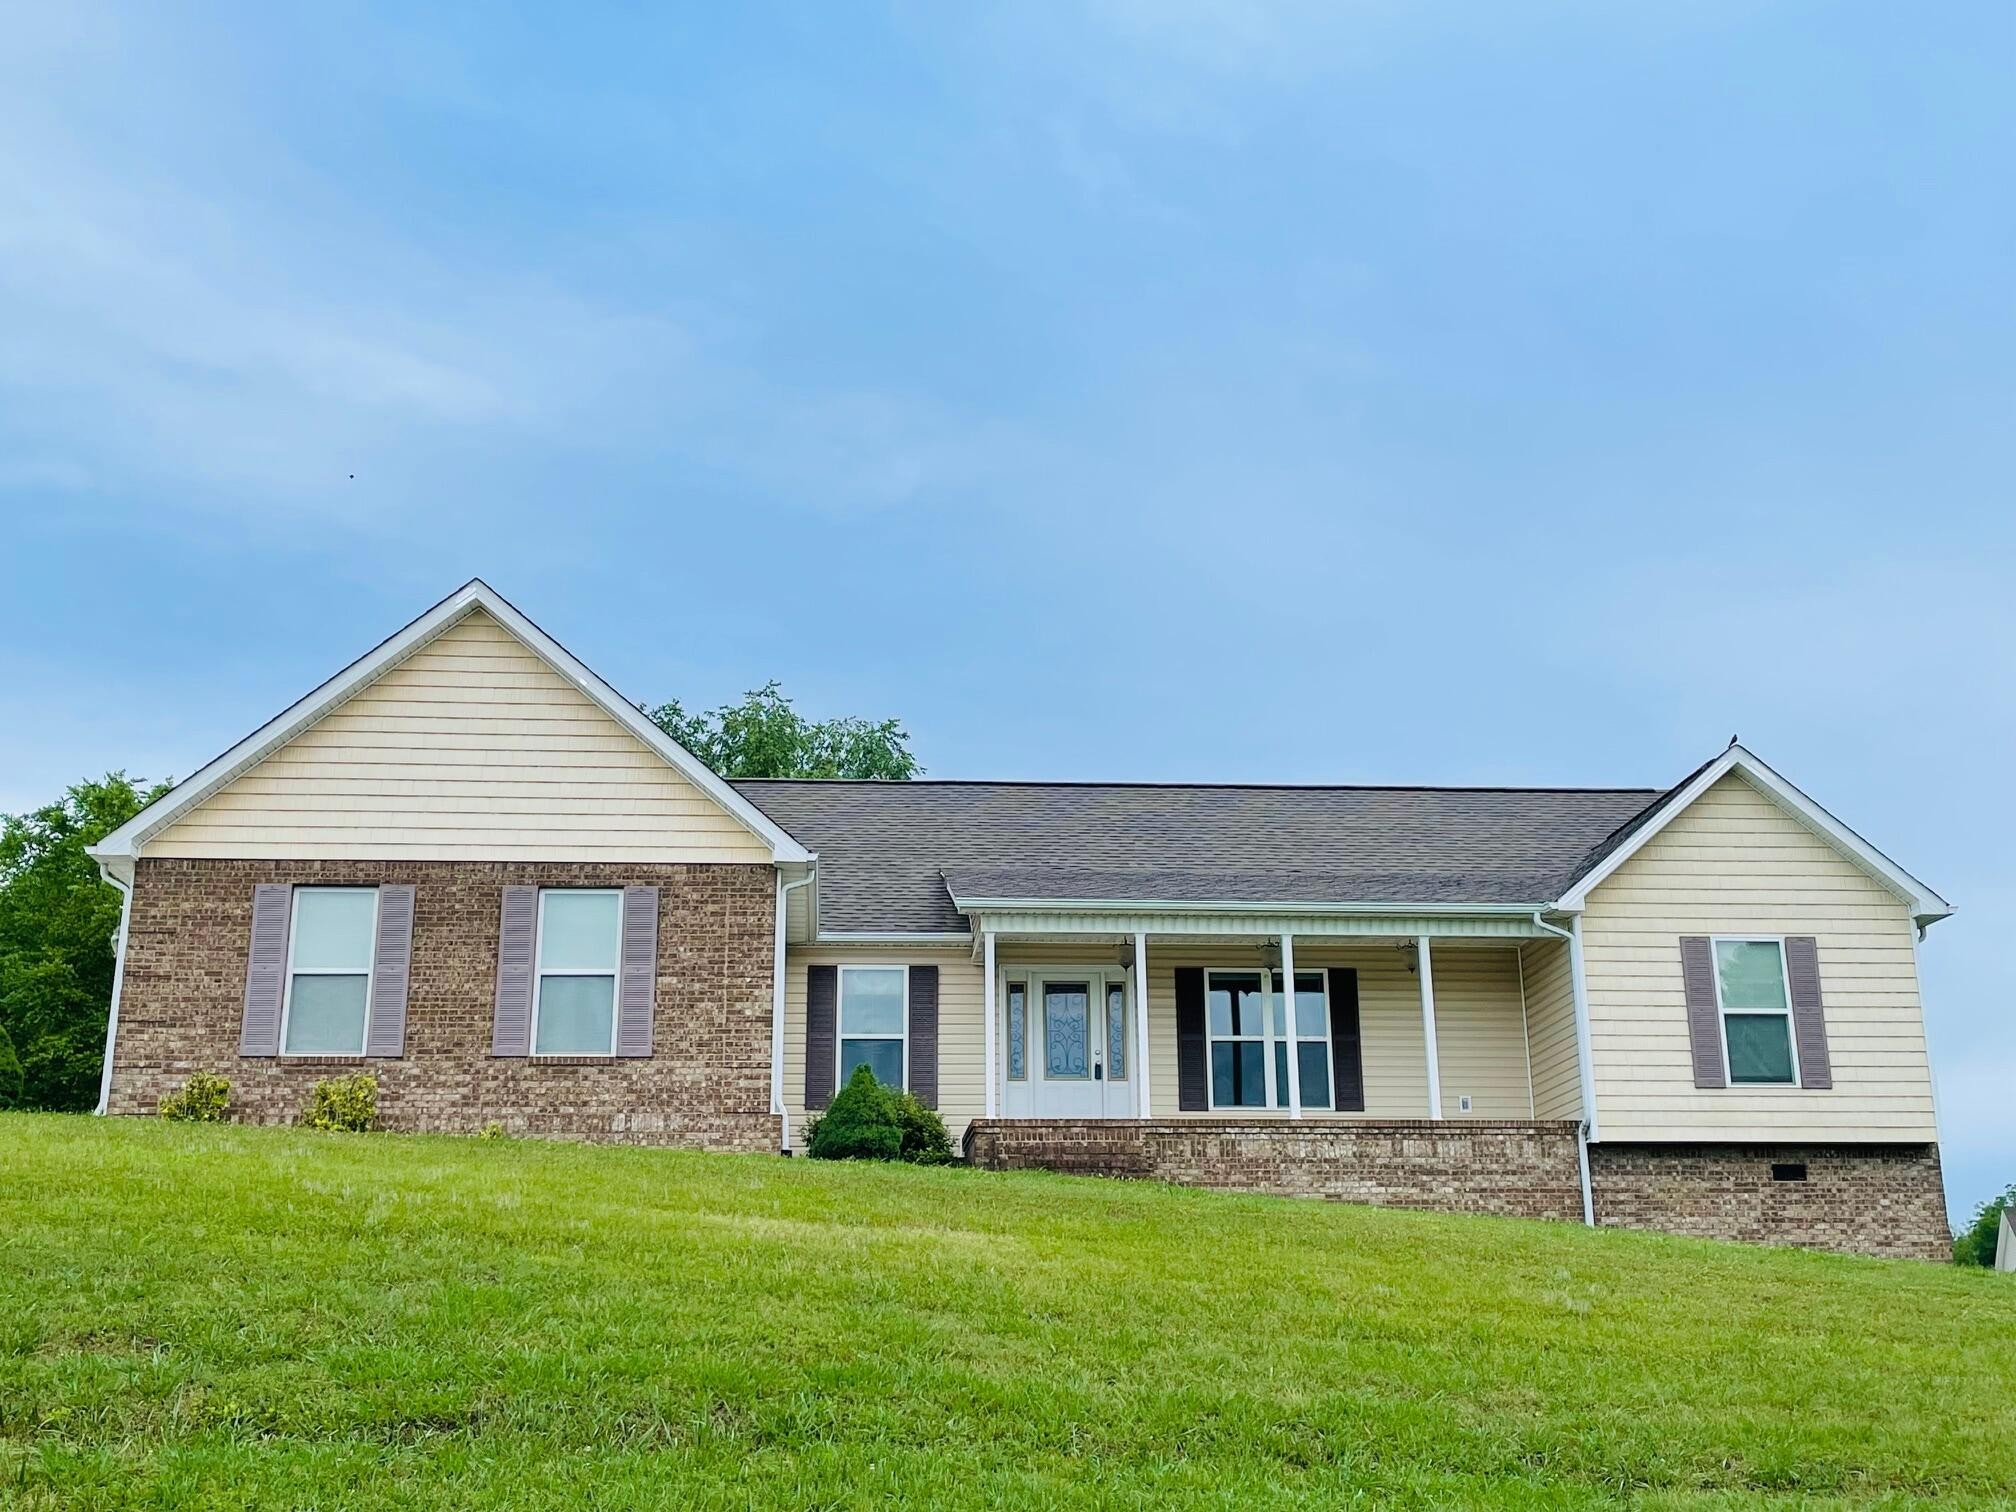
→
(1001, 968, 1137, 1119)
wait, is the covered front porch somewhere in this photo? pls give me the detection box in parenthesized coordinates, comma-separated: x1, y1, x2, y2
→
(963, 900, 1592, 1132)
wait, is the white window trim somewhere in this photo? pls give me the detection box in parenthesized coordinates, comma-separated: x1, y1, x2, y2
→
(1709, 934, 1801, 1089)
(279, 886, 380, 1058)
(531, 888, 624, 1057)
(1204, 968, 1334, 1113)
(837, 963, 909, 1091)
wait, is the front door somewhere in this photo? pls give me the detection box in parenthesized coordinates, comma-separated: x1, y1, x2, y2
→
(1002, 968, 1137, 1118)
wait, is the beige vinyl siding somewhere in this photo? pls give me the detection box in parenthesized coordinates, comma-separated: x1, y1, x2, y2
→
(783, 945, 985, 1151)
(1520, 937, 1584, 1120)
(147, 609, 773, 863)
(1140, 942, 1528, 1120)
(1580, 771, 1937, 1142)
(1431, 948, 1534, 1118)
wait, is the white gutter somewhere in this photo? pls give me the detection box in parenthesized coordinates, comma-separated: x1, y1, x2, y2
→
(771, 868, 817, 1153)
(1531, 909, 1598, 1226)
(93, 863, 135, 1116)
(948, 894, 1552, 917)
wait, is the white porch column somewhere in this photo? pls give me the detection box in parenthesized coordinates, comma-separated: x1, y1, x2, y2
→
(1132, 930, 1152, 1118)
(982, 929, 999, 1119)
(1279, 931, 1302, 1118)
(1418, 934, 1443, 1120)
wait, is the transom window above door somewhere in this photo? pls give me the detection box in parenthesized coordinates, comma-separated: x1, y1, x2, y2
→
(839, 965, 907, 1089)
(1206, 969, 1332, 1110)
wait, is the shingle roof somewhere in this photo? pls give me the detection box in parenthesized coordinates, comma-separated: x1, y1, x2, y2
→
(733, 780, 1664, 935)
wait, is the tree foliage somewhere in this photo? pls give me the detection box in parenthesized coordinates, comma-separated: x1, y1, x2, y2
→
(0, 773, 169, 1111)
(1953, 1183, 2014, 1267)
(645, 682, 920, 780)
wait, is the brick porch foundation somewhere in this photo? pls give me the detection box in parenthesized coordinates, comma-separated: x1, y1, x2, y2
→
(963, 1119, 1587, 1222)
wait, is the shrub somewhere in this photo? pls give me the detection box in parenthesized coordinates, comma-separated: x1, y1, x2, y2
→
(891, 1090, 953, 1165)
(806, 1065, 902, 1161)
(158, 1072, 230, 1123)
(302, 1073, 377, 1133)
(1953, 1183, 2015, 1267)
(0, 1025, 22, 1111)
(479, 1121, 509, 1141)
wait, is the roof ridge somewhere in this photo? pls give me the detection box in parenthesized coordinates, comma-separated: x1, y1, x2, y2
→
(730, 778, 1664, 795)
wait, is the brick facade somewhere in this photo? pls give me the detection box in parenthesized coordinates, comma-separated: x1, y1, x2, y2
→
(964, 1119, 1588, 1222)
(1588, 1142, 1950, 1261)
(111, 858, 781, 1151)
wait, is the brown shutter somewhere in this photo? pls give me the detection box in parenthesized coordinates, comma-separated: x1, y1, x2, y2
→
(1680, 936, 1726, 1089)
(805, 964, 838, 1109)
(492, 886, 536, 1056)
(1328, 967, 1364, 1112)
(238, 883, 292, 1057)
(615, 886, 658, 1058)
(1175, 967, 1207, 1111)
(1783, 936, 1833, 1090)
(908, 964, 939, 1108)
(364, 884, 415, 1058)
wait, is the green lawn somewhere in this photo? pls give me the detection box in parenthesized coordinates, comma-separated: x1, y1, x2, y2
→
(3, 1116, 2011, 1509)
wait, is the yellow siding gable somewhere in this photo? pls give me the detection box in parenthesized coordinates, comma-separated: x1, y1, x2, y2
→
(1580, 771, 1936, 1142)
(147, 609, 774, 863)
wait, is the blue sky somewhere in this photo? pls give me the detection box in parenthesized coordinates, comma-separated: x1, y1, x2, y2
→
(2, 3, 2009, 1222)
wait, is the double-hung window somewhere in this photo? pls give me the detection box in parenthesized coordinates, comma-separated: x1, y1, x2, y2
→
(1206, 969, 1332, 1110)
(533, 889, 622, 1055)
(282, 887, 379, 1054)
(839, 965, 906, 1089)
(1713, 937, 1797, 1085)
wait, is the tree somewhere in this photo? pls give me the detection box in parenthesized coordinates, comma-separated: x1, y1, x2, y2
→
(0, 774, 169, 1111)
(645, 682, 920, 780)
(1953, 1183, 2015, 1267)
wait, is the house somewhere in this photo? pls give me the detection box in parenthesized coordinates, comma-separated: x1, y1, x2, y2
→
(88, 581, 1955, 1260)
(2000, 1208, 2014, 1272)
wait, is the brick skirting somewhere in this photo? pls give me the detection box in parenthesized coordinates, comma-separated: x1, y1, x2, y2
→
(111, 858, 782, 1152)
(963, 1119, 1588, 1222)
(964, 1121, 1950, 1259)
(1589, 1142, 1950, 1261)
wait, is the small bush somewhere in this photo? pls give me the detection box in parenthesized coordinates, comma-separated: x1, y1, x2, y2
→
(158, 1072, 230, 1123)
(0, 1025, 23, 1111)
(807, 1065, 902, 1160)
(302, 1073, 377, 1133)
(891, 1090, 953, 1165)
(478, 1121, 509, 1141)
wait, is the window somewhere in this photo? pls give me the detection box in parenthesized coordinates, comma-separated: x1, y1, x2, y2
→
(1005, 981, 1027, 1081)
(282, 888, 379, 1054)
(1713, 937, 1797, 1086)
(839, 966, 906, 1089)
(533, 889, 622, 1055)
(1106, 981, 1127, 1081)
(1206, 969, 1331, 1110)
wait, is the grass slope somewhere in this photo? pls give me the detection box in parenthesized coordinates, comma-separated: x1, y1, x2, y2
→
(3, 1116, 2012, 1509)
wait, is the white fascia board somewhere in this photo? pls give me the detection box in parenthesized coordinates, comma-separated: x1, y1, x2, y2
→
(944, 894, 1548, 917)
(88, 579, 813, 865)
(1555, 744, 1953, 926)
(814, 931, 975, 945)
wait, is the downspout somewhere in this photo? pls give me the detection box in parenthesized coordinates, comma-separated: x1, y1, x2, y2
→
(1532, 910, 1597, 1227)
(94, 863, 135, 1116)
(771, 868, 816, 1154)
